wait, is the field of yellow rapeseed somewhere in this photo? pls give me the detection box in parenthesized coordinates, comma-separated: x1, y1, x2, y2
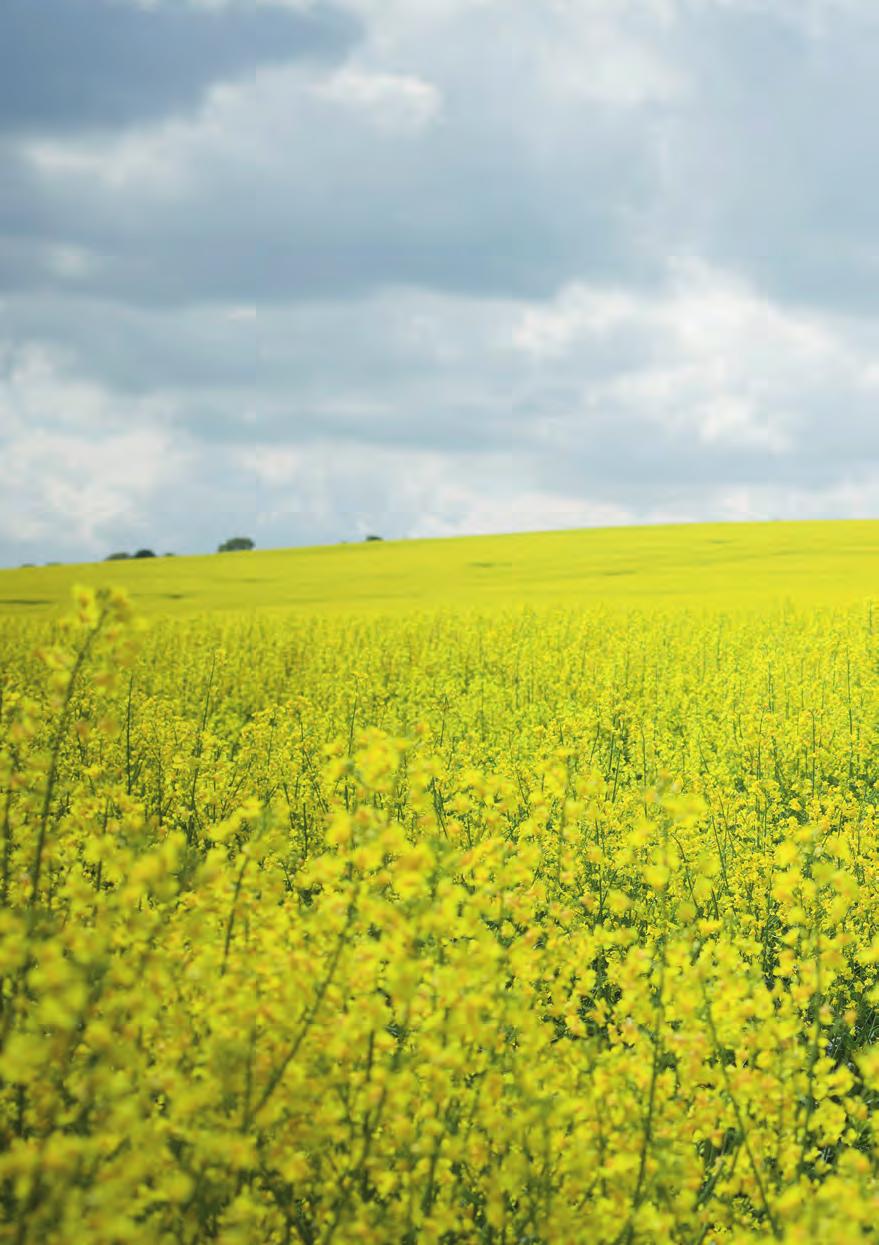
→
(5, 518, 879, 617)
(4, 524, 879, 1242)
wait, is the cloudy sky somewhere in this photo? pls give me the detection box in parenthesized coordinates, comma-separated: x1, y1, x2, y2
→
(2, 0, 879, 564)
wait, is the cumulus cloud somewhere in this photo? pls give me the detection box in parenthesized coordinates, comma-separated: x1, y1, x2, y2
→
(311, 69, 442, 132)
(2, 0, 879, 564)
(4, 256, 879, 562)
(1, 427, 182, 551)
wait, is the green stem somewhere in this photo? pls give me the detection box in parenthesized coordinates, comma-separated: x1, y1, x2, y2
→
(699, 965, 781, 1239)
(30, 613, 106, 907)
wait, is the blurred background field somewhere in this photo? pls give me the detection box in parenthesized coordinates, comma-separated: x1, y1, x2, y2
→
(2, 518, 879, 618)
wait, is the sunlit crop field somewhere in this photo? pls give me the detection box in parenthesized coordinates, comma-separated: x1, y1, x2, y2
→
(4, 522, 879, 1242)
(5, 518, 879, 616)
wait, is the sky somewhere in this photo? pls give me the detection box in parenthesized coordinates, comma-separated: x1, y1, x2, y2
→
(2, 0, 879, 564)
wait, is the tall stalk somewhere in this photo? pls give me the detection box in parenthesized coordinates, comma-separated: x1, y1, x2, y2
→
(29, 609, 107, 908)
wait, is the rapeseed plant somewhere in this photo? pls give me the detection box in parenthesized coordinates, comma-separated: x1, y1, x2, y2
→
(3, 589, 879, 1240)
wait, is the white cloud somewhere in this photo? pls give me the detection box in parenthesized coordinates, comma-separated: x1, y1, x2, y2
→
(236, 437, 635, 542)
(0, 341, 186, 555)
(512, 287, 641, 357)
(715, 473, 879, 523)
(510, 260, 865, 456)
(533, 13, 684, 109)
(311, 68, 442, 131)
(7, 250, 879, 562)
(24, 126, 195, 195)
(242, 445, 302, 485)
(411, 487, 634, 539)
(1, 342, 113, 434)
(22, 56, 442, 210)
(0, 426, 184, 551)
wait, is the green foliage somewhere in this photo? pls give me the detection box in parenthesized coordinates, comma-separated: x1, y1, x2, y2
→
(218, 536, 255, 553)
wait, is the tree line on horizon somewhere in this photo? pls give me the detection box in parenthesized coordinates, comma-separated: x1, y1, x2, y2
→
(102, 534, 386, 561)
(18, 534, 386, 569)
(105, 537, 256, 561)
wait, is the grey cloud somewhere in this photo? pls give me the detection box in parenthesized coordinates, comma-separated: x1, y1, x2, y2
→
(0, 0, 360, 134)
(5, 0, 879, 315)
(0, 120, 659, 306)
(659, 4, 879, 311)
(5, 266, 879, 492)
(4, 0, 879, 565)
(0, 1, 670, 307)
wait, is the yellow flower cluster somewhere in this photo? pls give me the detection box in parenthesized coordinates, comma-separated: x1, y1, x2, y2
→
(3, 589, 879, 1242)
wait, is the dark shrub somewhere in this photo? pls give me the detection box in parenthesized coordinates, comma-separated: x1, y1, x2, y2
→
(218, 537, 255, 552)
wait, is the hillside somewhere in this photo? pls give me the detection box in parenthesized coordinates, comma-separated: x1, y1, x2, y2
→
(2, 518, 879, 617)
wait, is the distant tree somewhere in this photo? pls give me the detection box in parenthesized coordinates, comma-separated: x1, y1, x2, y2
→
(364, 534, 383, 542)
(218, 537, 255, 553)
(19, 562, 35, 569)
(106, 551, 130, 561)
(163, 552, 176, 558)
(134, 549, 156, 559)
